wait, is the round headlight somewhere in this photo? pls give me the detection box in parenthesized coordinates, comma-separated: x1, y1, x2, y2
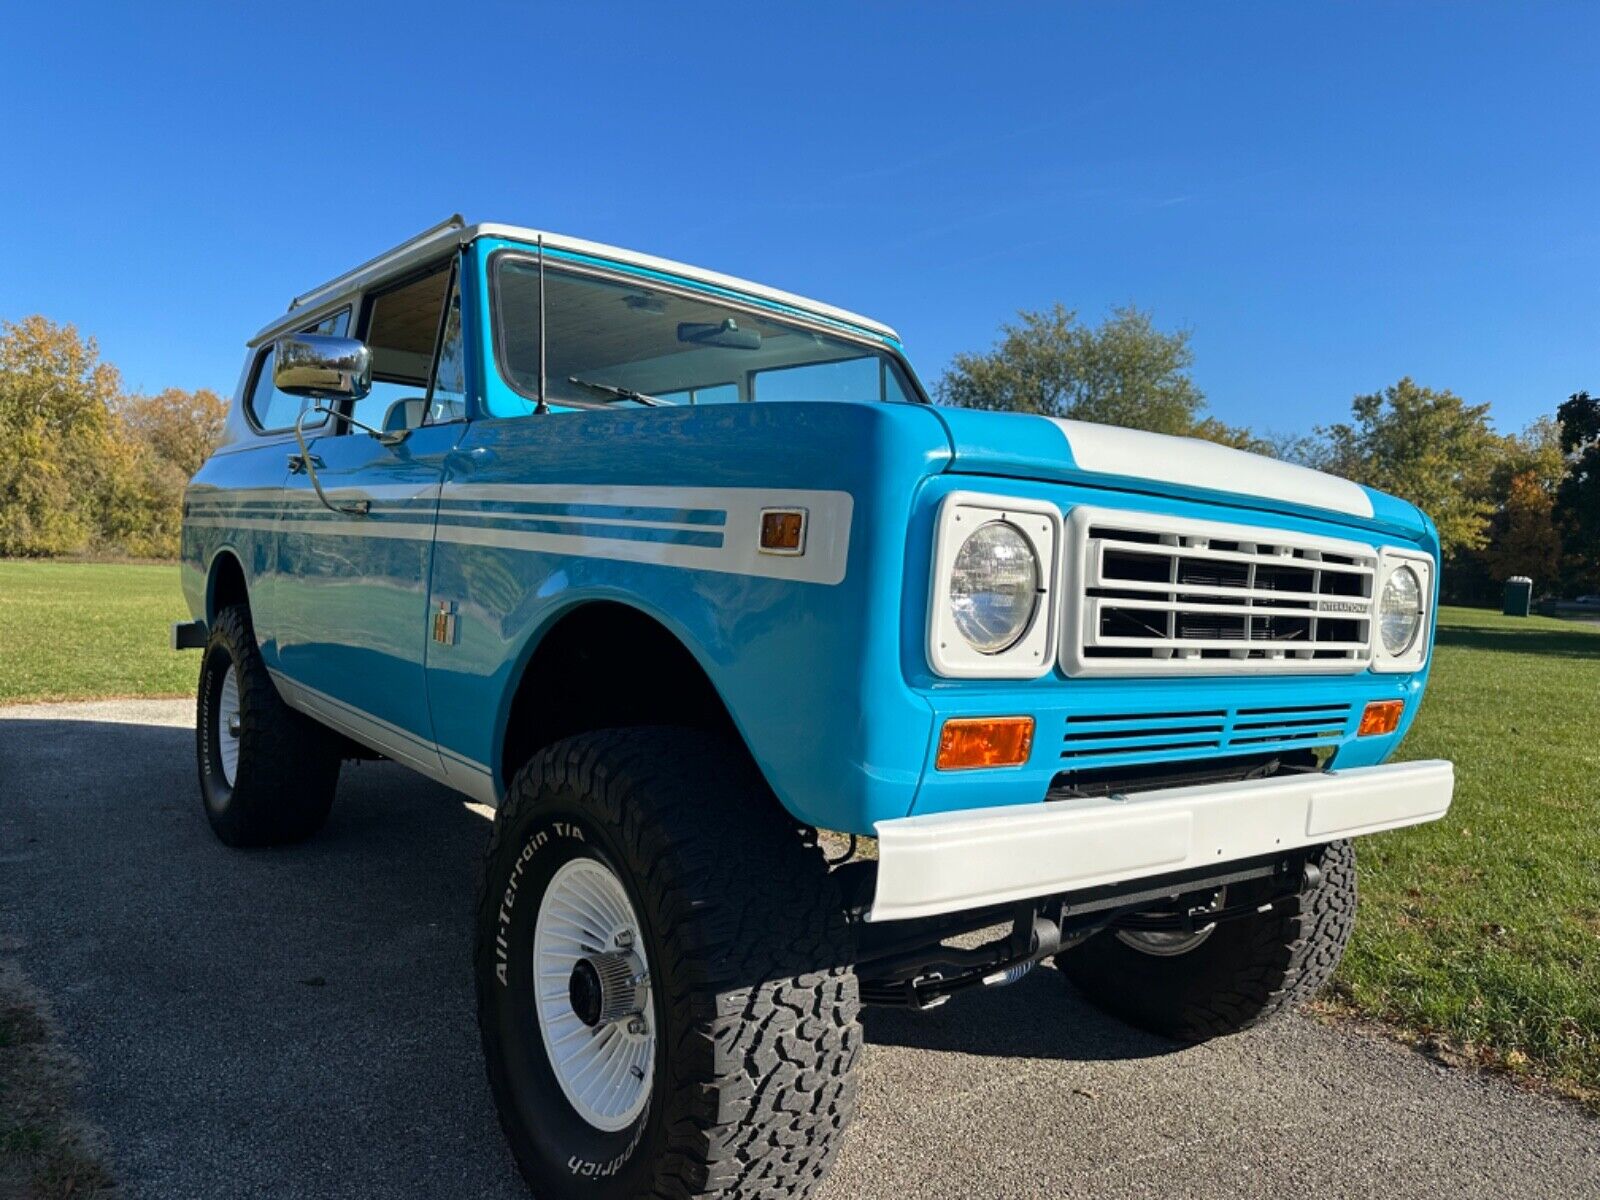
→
(950, 521, 1040, 654)
(1379, 565, 1424, 656)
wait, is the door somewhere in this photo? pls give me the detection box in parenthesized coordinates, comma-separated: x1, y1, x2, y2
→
(272, 256, 469, 776)
(214, 307, 353, 670)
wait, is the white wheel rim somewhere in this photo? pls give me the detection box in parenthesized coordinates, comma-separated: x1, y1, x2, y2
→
(1115, 886, 1227, 957)
(533, 857, 654, 1131)
(217, 664, 241, 788)
(1115, 925, 1217, 956)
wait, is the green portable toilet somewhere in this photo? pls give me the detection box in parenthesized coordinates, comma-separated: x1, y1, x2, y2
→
(1503, 576, 1533, 617)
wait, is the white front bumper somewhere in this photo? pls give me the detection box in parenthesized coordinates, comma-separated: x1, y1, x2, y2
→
(868, 759, 1454, 923)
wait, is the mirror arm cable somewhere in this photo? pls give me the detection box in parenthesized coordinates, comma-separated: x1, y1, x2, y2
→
(293, 405, 372, 517)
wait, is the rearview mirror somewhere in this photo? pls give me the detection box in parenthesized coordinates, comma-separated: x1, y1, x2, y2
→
(677, 318, 761, 351)
(274, 333, 372, 400)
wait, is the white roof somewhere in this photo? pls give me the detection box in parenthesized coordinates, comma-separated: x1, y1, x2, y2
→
(250, 217, 899, 347)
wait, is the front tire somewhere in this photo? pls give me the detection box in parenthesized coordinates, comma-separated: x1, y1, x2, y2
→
(1058, 840, 1357, 1042)
(196, 604, 340, 847)
(475, 729, 861, 1200)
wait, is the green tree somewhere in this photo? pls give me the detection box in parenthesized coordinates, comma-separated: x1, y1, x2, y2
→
(1315, 378, 1500, 558)
(0, 413, 88, 556)
(0, 318, 222, 559)
(1496, 415, 1567, 496)
(0, 316, 121, 556)
(1554, 391, 1600, 589)
(107, 386, 229, 558)
(115, 386, 228, 479)
(936, 304, 1214, 437)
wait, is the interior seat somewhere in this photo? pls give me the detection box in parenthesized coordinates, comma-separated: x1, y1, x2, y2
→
(381, 397, 427, 433)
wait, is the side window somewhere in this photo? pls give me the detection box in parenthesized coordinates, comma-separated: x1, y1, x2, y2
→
(246, 309, 350, 432)
(426, 273, 467, 424)
(753, 356, 915, 404)
(352, 261, 454, 434)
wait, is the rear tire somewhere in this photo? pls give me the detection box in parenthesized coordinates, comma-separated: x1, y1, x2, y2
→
(196, 604, 340, 847)
(1058, 841, 1357, 1042)
(475, 728, 861, 1200)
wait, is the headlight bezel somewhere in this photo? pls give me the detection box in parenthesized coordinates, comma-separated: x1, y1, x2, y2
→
(928, 492, 1060, 679)
(1371, 548, 1434, 674)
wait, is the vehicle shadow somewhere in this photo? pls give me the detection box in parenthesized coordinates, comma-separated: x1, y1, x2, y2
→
(861, 969, 1182, 1064)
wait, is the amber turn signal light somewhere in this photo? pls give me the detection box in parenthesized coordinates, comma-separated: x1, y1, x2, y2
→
(935, 716, 1035, 770)
(1358, 700, 1405, 737)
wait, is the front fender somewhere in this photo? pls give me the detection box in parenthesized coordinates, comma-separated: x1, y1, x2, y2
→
(421, 400, 953, 830)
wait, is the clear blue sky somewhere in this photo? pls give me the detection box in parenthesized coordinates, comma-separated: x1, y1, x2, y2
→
(2, 3, 1594, 439)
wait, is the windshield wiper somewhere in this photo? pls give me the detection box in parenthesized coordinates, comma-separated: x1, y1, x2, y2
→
(566, 376, 671, 407)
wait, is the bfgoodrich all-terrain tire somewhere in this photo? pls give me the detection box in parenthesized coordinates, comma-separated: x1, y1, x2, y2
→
(196, 604, 340, 847)
(475, 728, 861, 1200)
(1058, 840, 1357, 1042)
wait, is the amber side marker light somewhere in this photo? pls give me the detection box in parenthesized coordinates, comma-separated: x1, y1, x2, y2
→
(759, 508, 806, 555)
(1358, 700, 1405, 737)
(936, 716, 1035, 770)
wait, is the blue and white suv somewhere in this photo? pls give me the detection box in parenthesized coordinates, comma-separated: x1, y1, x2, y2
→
(175, 215, 1453, 1199)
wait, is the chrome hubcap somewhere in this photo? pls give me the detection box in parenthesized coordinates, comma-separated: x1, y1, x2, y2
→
(217, 664, 241, 788)
(533, 857, 654, 1131)
(567, 949, 647, 1029)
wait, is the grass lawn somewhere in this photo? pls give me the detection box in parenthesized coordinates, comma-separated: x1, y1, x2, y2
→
(0, 561, 193, 703)
(1333, 605, 1600, 1108)
(0, 962, 112, 1197)
(1, 562, 1596, 1105)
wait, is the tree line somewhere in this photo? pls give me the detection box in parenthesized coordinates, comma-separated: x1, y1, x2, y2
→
(937, 304, 1597, 601)
(2, 306, 1594, 599)
(0, 316, 225, 559)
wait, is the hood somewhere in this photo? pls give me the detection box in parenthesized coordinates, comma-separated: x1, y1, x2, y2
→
(928, 406, 1427, 538)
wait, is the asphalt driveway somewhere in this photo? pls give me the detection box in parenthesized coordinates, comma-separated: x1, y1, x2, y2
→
(1, 699, 1595, 1199)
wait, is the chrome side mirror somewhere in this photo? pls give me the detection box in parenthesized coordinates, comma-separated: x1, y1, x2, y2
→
(274, 334, 372, 400)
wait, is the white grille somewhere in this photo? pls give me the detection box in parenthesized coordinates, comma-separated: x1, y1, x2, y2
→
(1061, 507, 1377, 676)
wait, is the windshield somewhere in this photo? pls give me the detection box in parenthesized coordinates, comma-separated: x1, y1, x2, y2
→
(492, 256, 921, 413)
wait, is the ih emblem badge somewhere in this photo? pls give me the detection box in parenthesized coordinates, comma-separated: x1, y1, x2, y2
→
(432, 600, 458, 646)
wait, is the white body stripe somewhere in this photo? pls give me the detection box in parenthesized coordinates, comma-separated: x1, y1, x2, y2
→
(186, 516, 440, 540)
(432, 508, 716, 533)
(209, 483, 856, 808)
(1049, 419, 1375, 519)
(191, 484, 854, 586)
(439, 483, 728, 506)
(435, 486, 851, 584)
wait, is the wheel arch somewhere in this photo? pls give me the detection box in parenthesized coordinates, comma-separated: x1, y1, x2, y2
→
(205, 548, 250, 623)
(496, 598, 750, 793)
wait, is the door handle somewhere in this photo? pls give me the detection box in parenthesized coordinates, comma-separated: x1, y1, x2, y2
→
(287, 452, 326, 475)
(447, 445, 496, 474)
